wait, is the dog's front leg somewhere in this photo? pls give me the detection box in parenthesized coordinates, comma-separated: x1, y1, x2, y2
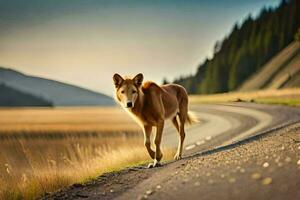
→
(148, 120, 164, 168)
(143, 125, 155, 159)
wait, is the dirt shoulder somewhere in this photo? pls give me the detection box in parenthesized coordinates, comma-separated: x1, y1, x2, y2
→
(42, 122, 300, 200)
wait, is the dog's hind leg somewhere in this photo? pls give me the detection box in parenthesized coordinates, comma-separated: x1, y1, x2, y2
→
(172, 116, 182, 160)
(174, 100, 187, 160)
(174, 117, 185, 160)
(143, 125, 155, 159)
(172, 116, 179, 132)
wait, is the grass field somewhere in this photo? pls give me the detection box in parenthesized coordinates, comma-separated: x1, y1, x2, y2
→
(0, 107, 140, 134)
(0, 107, 175, 200)
(189, 88, 300, 106)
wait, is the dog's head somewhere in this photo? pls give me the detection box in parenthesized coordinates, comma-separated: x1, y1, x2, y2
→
(113, 73, 143, 108)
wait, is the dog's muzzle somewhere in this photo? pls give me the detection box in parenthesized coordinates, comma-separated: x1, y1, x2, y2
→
(126, 101, 133, 108)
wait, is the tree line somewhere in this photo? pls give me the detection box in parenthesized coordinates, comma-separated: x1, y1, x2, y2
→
(174, 0, 300, 94)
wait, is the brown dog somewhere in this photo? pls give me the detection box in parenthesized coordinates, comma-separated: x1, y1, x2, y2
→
(113, 73, 197, 167)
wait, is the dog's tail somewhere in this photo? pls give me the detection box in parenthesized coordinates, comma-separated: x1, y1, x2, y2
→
(186, 111, 199, 124)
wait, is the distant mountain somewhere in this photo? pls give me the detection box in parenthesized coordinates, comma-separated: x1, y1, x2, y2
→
(0, 67, 115, 106)
(174, 0, 300, 94)
(239, 41, 300, 91)
(0, 83, 53, 107)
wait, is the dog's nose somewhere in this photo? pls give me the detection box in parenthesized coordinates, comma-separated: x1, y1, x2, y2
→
(127, 102, 133, 108)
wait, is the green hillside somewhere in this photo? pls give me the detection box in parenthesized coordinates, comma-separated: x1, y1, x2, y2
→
(174, 0, 300, 94)
(0, 83, 53, 107)
(239, 41, 300, 91)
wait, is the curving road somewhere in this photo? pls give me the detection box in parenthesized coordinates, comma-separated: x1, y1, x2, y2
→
(162, 102, 300, 157)
(43, 102, 300, 200)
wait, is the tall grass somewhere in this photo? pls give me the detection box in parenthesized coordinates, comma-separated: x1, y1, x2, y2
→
(0, 136, 175, 200)
(0, 107, 175, 200)
(0, 107, 139, 133)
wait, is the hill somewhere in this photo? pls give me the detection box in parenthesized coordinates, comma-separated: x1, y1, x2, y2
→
(174, 0, 300, 94)
(0, 67, 115, 106)
(0, 83, 53, 107)
(239, 41, 300, 91)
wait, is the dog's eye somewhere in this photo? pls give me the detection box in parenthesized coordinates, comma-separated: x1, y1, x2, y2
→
(132, 90, 137, 94)
(121, 90, 125, 94)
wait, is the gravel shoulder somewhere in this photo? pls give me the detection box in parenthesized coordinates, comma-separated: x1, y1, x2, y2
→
(129, 122, 300, 200)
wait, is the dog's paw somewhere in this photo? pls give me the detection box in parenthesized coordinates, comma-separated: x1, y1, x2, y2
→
(147, 160, 162, 168)
(153, 159, 161, 167)
(174, 153, 182, 160)
(147, 163, 154, 168)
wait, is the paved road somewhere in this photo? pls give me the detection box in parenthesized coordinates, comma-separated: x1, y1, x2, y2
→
(42, 102, 300, 200)
(162, 102, 299, 155)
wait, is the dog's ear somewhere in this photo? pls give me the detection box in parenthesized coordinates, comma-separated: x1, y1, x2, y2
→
(133, 73, 143, 87)
(113, 73, 124, 88)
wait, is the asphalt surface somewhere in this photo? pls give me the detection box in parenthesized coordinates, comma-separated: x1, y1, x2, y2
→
(42, 102, 300, 200)
(163, 103, 299, 155)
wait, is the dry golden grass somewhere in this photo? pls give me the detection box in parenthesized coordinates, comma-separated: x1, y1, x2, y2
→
(0, 137, 176, 200)
(0, 107, 175, 200)
(189, 88, 300, 106)
(0, 107, 140, 133)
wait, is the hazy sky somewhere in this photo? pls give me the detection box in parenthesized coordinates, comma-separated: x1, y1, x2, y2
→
(0, 0, 280, 96)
